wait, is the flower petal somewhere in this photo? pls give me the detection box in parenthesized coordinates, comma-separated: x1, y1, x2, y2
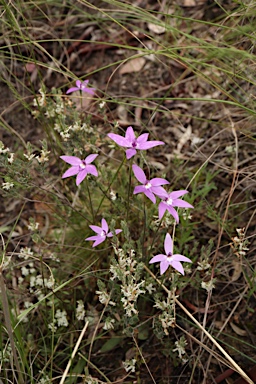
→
(150, 178, 169, 186)
(85, 154, 98, 164)
(89, 225, 103, 234)
(125, 126, 136, 143)
(85, 164, 98, 177)
(76, 80, 82, 88)
(108, 133, 130, 147)
(85, 234, 101, 241)
(83, 87, 95, 95)
(164, 233, 173, 255)
(172, 254, 192, 263)
(160, 260, 170, 275)
(139, 140, 165, 149)
(66, 87, 79, 94)
(132, 164, 146, 184)
(60, 156, 82, 166)
(136, 133, 149, 144)
(101, 218, 108, 233)
(169, 190, 188, 199)
(92, 237, 106, 247)
(143, 189, 156, 203)
(151, 186, 168, 197)
(158, 202, 167, 220)
(166, 206, 179, 223)
(76, 169, 87, 185)
(126, 148, 137, 159)
(173, 199, 194, 209)
(62, 166, 79, 179)
(171, 261, 184, 275)
(149, 254, 166, 263)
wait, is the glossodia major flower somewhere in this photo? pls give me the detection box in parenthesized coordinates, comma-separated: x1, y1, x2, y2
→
(108, 126, 165, 159)
(66, 80, 95, 95)
(60, 154, 98, 186)
(85, 218, 122, 247)
(132, 164, 169, 204)
(149, 233, 192, 275)
(158, 190, 194, 223)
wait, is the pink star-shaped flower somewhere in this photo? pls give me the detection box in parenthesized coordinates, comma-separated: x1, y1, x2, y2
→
(85, 218, 122, 247)
(108, 126, 164, 159)
(149, 233, 192, 275)
(66, 80, 95, 95)
(132, 164, 169, 204)
(158, 190, 194, 223)
(60, 154, 98, 185)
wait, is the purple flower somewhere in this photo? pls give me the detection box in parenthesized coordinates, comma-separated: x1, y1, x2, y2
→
(158, 190, 194, 223)
(108, 126, 165, 159)
(60, 154, 98, 185)
(66, 80, 95, 95)
(149, 233, 192, 275)
(132, 164, 169, 204)
(85, 218, 122, 247)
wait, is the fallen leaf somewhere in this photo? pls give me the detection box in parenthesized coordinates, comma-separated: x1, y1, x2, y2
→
(176, 125, 192, 153)
(119, 57, 146, 74)
(230, 259, 242, 282)
(183, 0, 196, 6)
(147, 22, 165, 34)
(230, 322, 247, 337)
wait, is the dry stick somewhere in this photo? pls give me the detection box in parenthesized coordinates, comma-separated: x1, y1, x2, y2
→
(0, 270, 24, 384)
(144, 265, 254, 384)
(59, 321, 89, 384)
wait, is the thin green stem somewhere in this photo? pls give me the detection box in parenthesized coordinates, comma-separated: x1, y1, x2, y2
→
(126, 161, 132, 222)
(96, 155, 126, 216)
(85, 178, 94, 221)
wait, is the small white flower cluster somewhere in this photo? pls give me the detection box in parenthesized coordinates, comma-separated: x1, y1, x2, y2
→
(54, 121, 94, 141)
(38, 374, 50, 384)
(30, 274, 55, 291)
(96, 289, 116, 306)
(197, 259, 211, 271)
(20, 262, 36, 278)
(231, 228, 249, 258)
(0, 141, 14, 163)
(173, 336, 188, 363)
(18, 255, 55, 303)
(8, 152, 14, 164)
(99, 101, 106, 109)
(121, 280, 145, 317)
(122, 358, 136, 373)
(27, 218, 40, 231)
(33, 88, 46, 108)
(36, 148, 51, 163)
(48, 309, 68, 331)
(103, 317, 115, 330)
(158, 312, 176, 334)
(2, 182, 14, 190)
(201, 279, 216, 292)
(76, 300, 86, 321)
(18, 247, 34, 260)
(109, 189, 117, 201)
(0, 141, 10, 154)
(154, 291, 177, 335)
(110, 248, 145, 317)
